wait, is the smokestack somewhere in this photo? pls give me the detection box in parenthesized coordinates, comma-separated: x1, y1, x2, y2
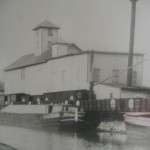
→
(127, 0, 138, 86)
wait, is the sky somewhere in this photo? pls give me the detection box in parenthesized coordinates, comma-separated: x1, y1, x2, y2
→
(0, 0, 150, 86)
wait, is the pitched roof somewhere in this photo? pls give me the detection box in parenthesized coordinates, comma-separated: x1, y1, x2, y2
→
(5, 53, 48, 71)
(5, 50, 143, 72)
(33, 20, 60, 30)
(52, 40, 82, 52)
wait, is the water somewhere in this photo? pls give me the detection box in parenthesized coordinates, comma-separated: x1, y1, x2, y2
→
(0, 124, 149, 150)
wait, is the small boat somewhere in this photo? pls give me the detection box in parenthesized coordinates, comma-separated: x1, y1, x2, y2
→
(124, 112, 150, 127)
(0, 104, 101, 130)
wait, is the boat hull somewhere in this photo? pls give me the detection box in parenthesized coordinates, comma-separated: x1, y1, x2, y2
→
(124, 113, 150, 127)
(0, 111, 101, 130)
(0, 112, 60, 129)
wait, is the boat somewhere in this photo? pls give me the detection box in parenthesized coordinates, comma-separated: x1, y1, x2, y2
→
(0, 104, 101, 130)
(124, 112, 150, 127)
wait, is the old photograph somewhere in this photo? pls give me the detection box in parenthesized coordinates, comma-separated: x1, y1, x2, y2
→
(0, 0, 150, 150)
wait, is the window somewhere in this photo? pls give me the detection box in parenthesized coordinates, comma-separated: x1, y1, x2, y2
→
(132, 71, 137, 85)
(77, 68, 81, 87)
(51, 72, 55, 86)
(48, 41, 52, 49)
(21, 68, 25, 80)
(62, 71, 66, 84)
(112, 69, 119, 84)
(93, 68, 100, 82)
(48, 41, 52, 56)
(11, 95, 16, 104)
(48, 29, 53, 36)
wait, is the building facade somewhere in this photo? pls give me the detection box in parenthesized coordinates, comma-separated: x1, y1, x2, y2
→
(4, 20, 144, 104)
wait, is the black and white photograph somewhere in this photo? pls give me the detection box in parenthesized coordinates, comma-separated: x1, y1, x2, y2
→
(0, 0, 150, 150)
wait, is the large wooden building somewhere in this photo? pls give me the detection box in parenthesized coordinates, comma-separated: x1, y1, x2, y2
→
(4, 20, 145, 104)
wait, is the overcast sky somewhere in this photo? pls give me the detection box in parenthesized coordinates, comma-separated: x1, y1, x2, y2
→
(0, 0, 150, 86)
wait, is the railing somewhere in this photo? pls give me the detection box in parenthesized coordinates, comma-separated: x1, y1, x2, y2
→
(80, 98, 150, 113)
(3, 98, 150, 113)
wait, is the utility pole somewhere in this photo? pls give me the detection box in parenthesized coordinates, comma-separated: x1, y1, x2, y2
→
(127, 0, 138, 86)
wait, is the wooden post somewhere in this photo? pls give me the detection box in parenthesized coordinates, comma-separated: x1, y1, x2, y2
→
(134, 99, 135, 112)
(74, 107, 78, 122)
(146, 99, 148, 112)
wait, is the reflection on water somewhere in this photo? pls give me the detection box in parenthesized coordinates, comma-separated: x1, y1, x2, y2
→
(98, 132, 127, 146)
(125, 124, 150, 150)
(0, 124, 149, 150)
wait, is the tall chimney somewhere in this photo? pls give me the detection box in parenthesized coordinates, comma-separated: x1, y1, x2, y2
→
(127, 0, 138, 86)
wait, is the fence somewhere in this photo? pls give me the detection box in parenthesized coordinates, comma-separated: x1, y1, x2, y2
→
(81, 98, 150, 112)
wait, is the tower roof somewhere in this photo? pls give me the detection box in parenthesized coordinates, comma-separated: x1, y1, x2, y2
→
(33, 20, 60, 30)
